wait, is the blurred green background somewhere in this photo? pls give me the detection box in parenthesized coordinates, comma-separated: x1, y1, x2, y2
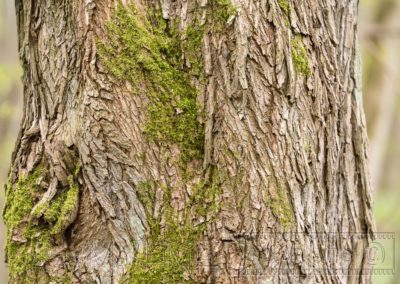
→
(0, 0, 399, 282)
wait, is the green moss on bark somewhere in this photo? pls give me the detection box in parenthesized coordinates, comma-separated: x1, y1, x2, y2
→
(6, 226, 53, 283)
(4, 163, 81, 282)
(98, 5, 204, 164)
(278, 0, 290, 15)
(98, 2, 237, 166)
(291, 36, 311, 76)
(126, 176, 221, 283)
(43, 194, 65, 223)
(51, 175, 79, 235)
(264, 181, 295, 228)
(210, 0, 238, 30)
(4, 167, 42, 229)
(136, 180, 156, 216)
(98, 3, 235, 282)
(3, 167, 51, 282)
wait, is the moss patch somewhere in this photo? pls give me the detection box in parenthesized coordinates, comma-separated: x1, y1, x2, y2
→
(6, 228, 53, 283)
(126, 176, 221, 283)
(209, 0, 238, 30)
(3, 167, 51, 282)
(98, 5, 204, 164)
(136, 180, 156, 216)
(98, 3, 235, 282)
(278, 0, 290, 15)
(4, 167, 42, 229)
(264, 180, 294, 228)
(51, 175, 79, 235)
(291, 36, 311, 76)
(43, 194, 65, 223)
(269, 191, 294, 228)
(98, 2, 237, 166)
(4, 164, 81, 282)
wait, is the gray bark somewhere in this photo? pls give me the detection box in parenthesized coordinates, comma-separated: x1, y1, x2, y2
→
(4, 0, 375, 283)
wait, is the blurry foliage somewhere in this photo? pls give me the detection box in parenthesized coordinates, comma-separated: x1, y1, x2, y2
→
(0, 65, 21, 95)
(0, 63, 22, 173)
(361, 1, 400, 283)
(0, 64, 21, 119)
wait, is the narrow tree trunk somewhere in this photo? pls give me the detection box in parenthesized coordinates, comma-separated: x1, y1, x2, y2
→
(4, 0, 375, 283)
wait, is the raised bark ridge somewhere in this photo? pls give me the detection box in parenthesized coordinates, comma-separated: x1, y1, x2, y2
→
(5, 0, 375, 283)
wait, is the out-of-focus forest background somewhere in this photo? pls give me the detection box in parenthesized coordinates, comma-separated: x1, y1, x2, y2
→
(0, 0, 399, 283)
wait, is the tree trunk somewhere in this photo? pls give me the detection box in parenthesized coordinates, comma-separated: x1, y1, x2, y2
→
(4, 0, 375, 283)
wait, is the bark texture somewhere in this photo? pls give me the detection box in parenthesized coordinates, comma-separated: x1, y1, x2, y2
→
(4, 0, 375, 283)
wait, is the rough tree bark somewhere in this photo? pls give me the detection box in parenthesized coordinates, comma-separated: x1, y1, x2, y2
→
(4, 0, 375, 283)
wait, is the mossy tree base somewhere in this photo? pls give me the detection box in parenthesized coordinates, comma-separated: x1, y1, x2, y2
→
(4, 162, 80, 283)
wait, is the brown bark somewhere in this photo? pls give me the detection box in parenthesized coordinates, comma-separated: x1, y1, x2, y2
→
(4, 0, 375, 283)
